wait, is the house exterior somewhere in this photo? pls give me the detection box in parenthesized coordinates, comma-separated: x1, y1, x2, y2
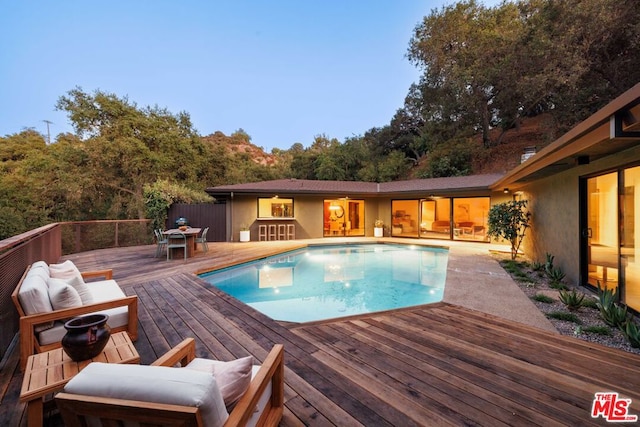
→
(206, 174, 509, 243)
(491, 82, 640, 314)
(207, 82, 640, 313)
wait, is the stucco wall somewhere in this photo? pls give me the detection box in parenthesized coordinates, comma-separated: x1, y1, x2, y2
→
(519, 173, 579, 281)
(230, 195, 392, 240)
(520, 144, 640, 286)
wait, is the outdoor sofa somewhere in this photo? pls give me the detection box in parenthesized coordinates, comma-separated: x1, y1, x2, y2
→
(11, 260, 138, 370)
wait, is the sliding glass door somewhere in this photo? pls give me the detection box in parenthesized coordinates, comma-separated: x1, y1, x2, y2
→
(391, 197, 490, 241)
(586, 173, 619, 291)
(584, 167, 640, 312)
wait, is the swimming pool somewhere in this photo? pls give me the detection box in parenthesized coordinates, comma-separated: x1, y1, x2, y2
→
(199, 243, 448, 323)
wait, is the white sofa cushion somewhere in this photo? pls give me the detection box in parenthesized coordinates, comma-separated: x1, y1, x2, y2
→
(48, 278, 82, 311)
(185, 355, 253, 409)
(64, 362, 229, 427)
(30, 261, 50, 277)
(49, 260, 94, 304)
(38, 279, 130, 346)
(18, 269, 54, 332)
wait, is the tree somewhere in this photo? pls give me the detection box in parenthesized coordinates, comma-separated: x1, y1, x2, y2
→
(487, 200, 531, 260)
(56, 88, 211, 220)
(408, 1, 524, 147)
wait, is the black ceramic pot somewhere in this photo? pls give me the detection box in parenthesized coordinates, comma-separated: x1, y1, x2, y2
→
(62, 314, 111, 361)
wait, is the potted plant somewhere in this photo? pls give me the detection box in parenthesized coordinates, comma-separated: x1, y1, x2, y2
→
(239, 225, 250, 242)
(374, 219, 384, 237)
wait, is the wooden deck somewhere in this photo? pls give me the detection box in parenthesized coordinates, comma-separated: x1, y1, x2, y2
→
(3, 241, 640, 426)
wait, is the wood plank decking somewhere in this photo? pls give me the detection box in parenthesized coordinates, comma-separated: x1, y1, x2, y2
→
(2, 240, 640, 426)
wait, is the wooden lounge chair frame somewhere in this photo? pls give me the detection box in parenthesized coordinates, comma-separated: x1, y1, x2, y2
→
(56, 338, 285, 427)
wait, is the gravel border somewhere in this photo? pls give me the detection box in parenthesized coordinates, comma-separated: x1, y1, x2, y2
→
(492, 253, 640, 356)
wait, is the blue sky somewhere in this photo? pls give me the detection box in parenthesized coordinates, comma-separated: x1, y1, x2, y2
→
(1, 1, 501, 151)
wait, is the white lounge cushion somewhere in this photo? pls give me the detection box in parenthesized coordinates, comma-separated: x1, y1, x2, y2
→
(64, 362, 229, 427)
(38, 279, 130, 346)
(30, 261, 50, 277)
(18, 270, 54, 332)
(248, 365, 272, 427)
(185, 356, 253, 409)
(49, 260, 94, 304)
(48, 278, 82, 311)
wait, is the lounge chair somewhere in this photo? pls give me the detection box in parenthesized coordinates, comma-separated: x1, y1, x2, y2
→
(56, 338, 284, 427)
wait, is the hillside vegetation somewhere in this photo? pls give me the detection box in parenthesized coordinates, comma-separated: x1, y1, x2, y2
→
(1, 0, 638, 240)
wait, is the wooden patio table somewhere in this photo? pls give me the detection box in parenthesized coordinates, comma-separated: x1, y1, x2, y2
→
(163, 227, 201, 258)
(19, 331, 139, 427)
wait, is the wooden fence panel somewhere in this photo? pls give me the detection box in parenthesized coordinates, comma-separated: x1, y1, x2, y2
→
(167, 203, 227, 242)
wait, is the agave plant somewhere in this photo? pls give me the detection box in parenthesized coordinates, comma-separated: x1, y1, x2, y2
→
(548, 267, 566, 287)
(597, 284, 629, 327)
(544, 253, 555, 276)
(620, 320, 640, 348)
(558, 288, 585, 311)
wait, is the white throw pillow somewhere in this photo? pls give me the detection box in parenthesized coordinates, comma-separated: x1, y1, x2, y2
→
(48, 277, 83, 311)
(30, 261, 50, 277)
(64, 362, 229, 427)
(49, 260, 94, 304)
(185, 356, 253, 410)
(18, 272, 54, 332)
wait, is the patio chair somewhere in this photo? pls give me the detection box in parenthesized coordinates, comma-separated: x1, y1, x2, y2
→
(154, 229, 168, 257)
(55, 338, 284, 427)
(195, 226, 209, 253)
(166, 231, 187, 260)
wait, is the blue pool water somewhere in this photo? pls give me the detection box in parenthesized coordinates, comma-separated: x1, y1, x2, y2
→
(199, 243, 448, 323)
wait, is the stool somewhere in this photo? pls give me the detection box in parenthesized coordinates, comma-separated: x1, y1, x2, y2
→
(286, 224, 295, 240)
(277, 224, 286, 240)
(268, 224, 277, 241)
(258, 225, 267, 241)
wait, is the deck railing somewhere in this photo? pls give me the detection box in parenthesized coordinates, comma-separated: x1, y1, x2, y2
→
(0, 219, 152, 361)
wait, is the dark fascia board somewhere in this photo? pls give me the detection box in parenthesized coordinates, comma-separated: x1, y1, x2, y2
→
(206, 174, 504, 199)
(490, 83, 640, 191)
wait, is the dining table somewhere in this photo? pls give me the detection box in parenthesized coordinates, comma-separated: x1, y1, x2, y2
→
(163, 227, 202, 258)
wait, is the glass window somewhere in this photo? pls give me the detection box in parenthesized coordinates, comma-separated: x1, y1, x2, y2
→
(587, 173, 618, 291)
(323, 199, 364, 237)
(622, 168, 640, 312)
(391, 200, 419, 237)
(419, 197, 451, 239)
(258, 198, 294, 218)
(452, 197, 490, 241)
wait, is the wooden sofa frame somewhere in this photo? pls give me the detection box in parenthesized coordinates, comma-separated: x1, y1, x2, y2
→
(56, 338, 285, 427)
(11, 265, 138, 371)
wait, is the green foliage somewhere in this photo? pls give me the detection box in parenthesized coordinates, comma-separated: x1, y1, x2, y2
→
(619, 320, 640, 348)
(597, 284, 629, 327)
(558, 289, 585, 311)
(582, 326, 611, 336)
(143, 180, 213, 230)
(407, 0, 640, 148)
(543, 253, 554, 275)
(418, 139, 475, 178)
(487, 200, 531, 260)
(581, 298, 598, 310)
(549, 281, 568, 291)
(546, 311, 581, 324)
(547, 267, 566, 286)
(532, 293, 554, 304)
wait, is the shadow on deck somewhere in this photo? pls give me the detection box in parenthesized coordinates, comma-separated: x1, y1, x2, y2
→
(2, 241, 640, 425)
